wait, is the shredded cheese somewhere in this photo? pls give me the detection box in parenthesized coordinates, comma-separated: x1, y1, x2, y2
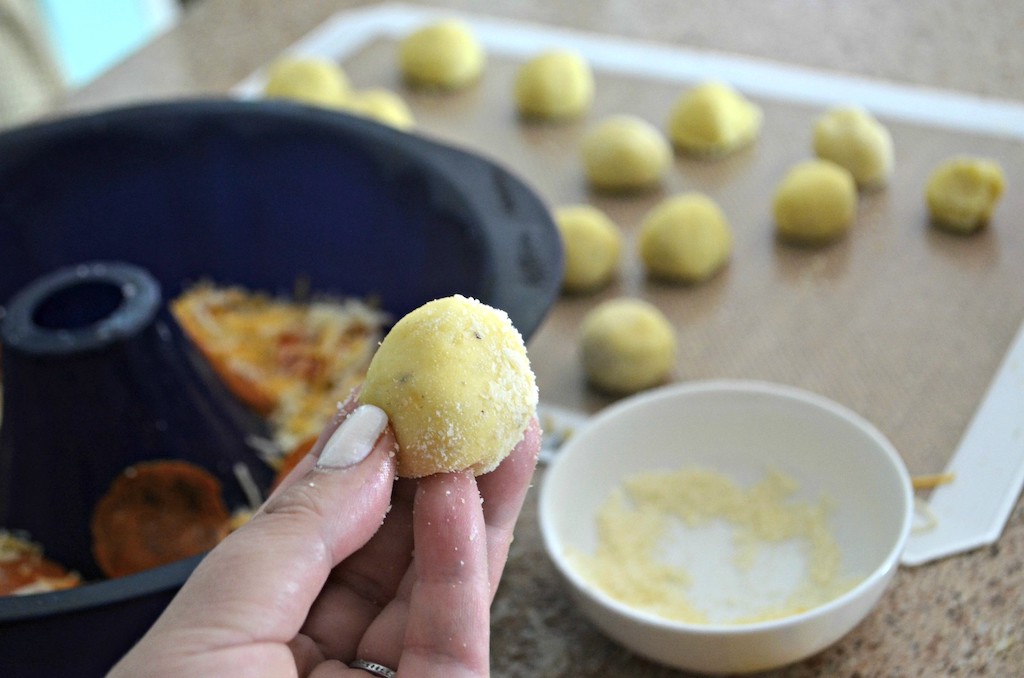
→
(568, 466, 861, 625)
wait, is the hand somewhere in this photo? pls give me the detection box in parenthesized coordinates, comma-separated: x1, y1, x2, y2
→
(108, 397, 541, 678)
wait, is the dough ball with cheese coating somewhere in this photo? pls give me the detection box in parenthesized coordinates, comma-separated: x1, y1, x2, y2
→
(515, 50, 594, 120)
(813, 107, 894, 189)
(925, 156, 1005, 234)
(554, 204, 623, 294)
(667, 81, 762, 157)
(582, 115, 672, 192)
(343, 88, 415, 130)
(263, 57, 350, 108)
(360, 295, 537, 478)
(398, 19, 485, 90)
(581, 298, 676, 395)
(639, 193, 733, 283)
(773, 159, 857, 246)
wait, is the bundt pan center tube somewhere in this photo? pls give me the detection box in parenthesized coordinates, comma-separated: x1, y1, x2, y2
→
(0, 260, 274, 581)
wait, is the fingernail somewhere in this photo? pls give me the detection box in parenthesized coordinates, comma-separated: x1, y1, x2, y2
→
(317, 404, 388, 469)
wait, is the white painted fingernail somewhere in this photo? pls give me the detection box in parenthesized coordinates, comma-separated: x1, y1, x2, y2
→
(317, 404, 388, 469)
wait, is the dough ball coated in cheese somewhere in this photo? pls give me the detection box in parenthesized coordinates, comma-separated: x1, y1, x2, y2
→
(360, 295, 537, 478)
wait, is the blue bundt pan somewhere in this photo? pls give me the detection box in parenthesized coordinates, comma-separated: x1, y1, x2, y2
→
(0, 99, 562, 677)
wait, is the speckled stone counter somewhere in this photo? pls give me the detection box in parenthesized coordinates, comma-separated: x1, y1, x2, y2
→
(58, 2, 1024, 676)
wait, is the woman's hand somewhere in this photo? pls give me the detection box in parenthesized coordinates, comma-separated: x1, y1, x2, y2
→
(108, 397, 541, 678)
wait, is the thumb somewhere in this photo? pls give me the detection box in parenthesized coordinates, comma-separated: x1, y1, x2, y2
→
(149, 404, 396, 644)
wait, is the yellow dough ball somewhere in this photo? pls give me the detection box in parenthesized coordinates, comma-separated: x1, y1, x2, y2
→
(263, 57, 350, 107)
(638, 193, 733, 283)
(667, 81, 762, 157)
(554, 205, 623, 294)
(773, 159, 857, 245)
(342, 89, 415, 130)
(398, 19, 485, 90)
(580, 298, 676, 395)
(582, 115, 672, 192)
(514, 50, 594, 120)
(925, 156, 1005, 234)
(813, 107, 894, 189)
(360, 295, 537, 478)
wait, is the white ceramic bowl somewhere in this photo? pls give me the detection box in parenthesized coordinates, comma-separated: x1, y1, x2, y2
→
(539, 380, 913, 675)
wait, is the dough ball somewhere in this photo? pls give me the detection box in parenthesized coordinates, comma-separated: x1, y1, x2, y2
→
(813, 107, 894, 189)
(263, 57, 350, 107)
(343, 88, 415, 130)
(515, 50, 594, 120)
(554, 204, 623, 294)
(773, 159, 857, 246)
(667, 81, 762, 157)
(639, 193, 733, 283)
(582, 115, 672, 192)
(580, 298, 676, 395)
(398, 19, 485, 90)
(925, 156, 1005, 234)
(360, 295, 537, 478)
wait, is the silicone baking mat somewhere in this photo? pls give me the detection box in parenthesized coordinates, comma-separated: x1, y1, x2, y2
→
(237, 3, 1024, 561)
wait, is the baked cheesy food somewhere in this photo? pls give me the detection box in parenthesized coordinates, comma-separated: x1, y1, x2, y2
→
(0, 531, 80, 595)
(171, 283, 388, 457)
(91, 460, 229, 579)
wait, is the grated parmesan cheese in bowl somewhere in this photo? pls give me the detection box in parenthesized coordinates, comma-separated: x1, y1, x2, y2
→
(539, 380, 913, 675)
(567, 466, 862, 626)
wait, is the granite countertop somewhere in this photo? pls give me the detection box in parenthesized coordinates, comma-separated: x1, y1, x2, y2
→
(60, 1, 1024, 676)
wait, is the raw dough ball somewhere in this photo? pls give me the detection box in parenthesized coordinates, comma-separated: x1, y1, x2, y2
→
(773, 159, 857, 245)
(554, 204, 623, 294)
(360, 295, 537, 478)
(813, 107, 894, 189)
(515, 50, 594, 120)
(343, 88, 415, 130)
(667, 81, 762, 157)
(639, 193, 733, 283)
(398, 20, 485, 90)
(580, 298, 676, 395)
(263, 57, 350, 107)
(925, 156, 1005, 234)
(582, 115, 672, 192)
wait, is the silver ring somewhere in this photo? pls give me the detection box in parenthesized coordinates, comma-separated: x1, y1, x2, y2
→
(349, 658, 397, 678)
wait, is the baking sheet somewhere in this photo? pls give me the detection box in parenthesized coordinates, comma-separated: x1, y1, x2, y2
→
(238, 3, 1024, 548)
